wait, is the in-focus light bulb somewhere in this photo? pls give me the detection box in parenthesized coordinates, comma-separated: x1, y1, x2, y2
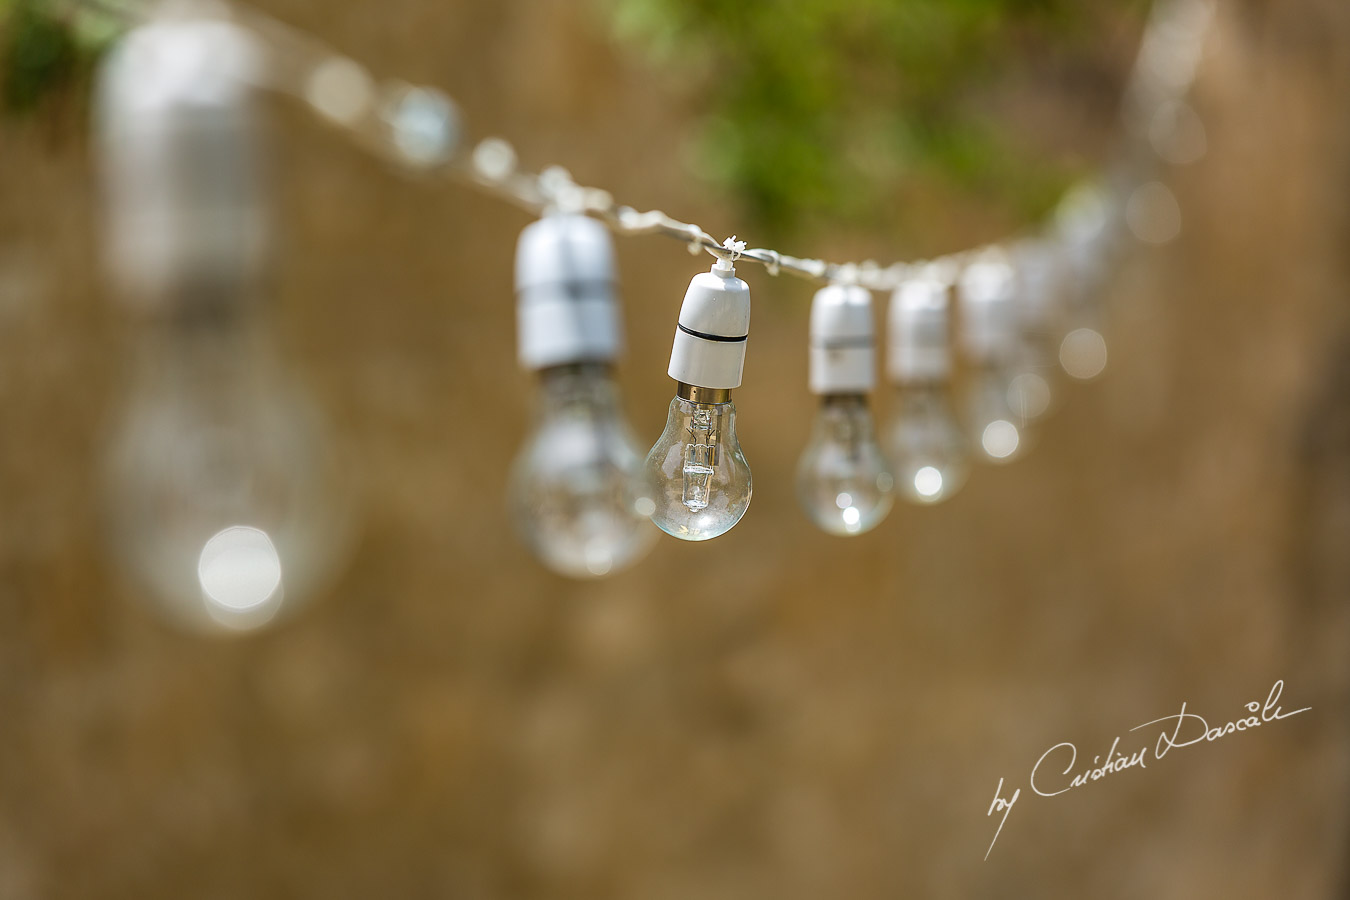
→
(644, 256, 752, 541)
(795, 283, 892, 535)
(509, 213, 655, 577)
(97, 12, 352, 633)
(887, 269, 969, 504)
(645, 387, 751, 540)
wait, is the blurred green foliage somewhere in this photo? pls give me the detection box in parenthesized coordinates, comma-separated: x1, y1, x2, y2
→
(1, 0, 1135, 237)
(603, 0, 1137, 235)
(1, 0, 79, 112)
(0, 0, 120, 113)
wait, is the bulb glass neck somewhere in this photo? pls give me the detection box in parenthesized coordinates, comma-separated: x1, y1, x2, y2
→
(135, 300, 267, 361)
(893, 377, 949, 393)
(534, 362, 618, 412)
(538, 361, 612, 381)
(676, 382, 731, 405)
(820, 393, 867, 410)
(142, 280, 264, 327)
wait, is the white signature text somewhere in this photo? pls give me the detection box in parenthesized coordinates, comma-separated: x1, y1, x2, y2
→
(984, 679, 1309, 860)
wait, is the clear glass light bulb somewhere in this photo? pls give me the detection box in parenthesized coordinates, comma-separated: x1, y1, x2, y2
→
(967, 366, 1031, 465)
(888, 382, 970, 504)
(795, 394, 893, 535)
(508, 363, 656, 578)
(104, 315, 351, 634)
(643, 385, 751, 541)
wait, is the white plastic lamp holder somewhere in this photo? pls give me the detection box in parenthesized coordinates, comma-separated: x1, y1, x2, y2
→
(888, 270, 952, 384)
(96, 12, 269, 312)
(667, 259, 751, 390)
(808, 283, 875, 395)
(515, 213, 623, 370)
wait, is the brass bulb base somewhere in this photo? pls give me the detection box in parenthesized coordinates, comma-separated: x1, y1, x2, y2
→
(677, 382, 732, 404)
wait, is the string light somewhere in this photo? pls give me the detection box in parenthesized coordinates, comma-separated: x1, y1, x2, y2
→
(75, 0, 1217, 588)
(509, 212, 655, 577)
(886, 267, 970, 505)
(796, 283, 893, 536)
(959, 250, 1030, 465)
(96, 11, 351, 630)
(1005, 239, 1063, 424)
(643, 242, 753, 542)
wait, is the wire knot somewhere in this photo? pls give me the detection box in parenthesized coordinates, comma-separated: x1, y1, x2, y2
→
(686, 225, 705, 255)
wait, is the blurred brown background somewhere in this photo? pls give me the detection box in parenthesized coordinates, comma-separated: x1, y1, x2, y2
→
(2, 0, 1349, 897)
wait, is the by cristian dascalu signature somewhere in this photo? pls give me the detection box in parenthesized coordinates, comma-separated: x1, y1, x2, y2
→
(984, 679, 1310, 860)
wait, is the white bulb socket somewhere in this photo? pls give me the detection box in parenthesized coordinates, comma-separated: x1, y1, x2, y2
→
(958, 253, 1020, 366)
(96, 12, 269, 313)
(808, 283, 875, 394)
(667, 261, 751, 390)
(888, 272, 951, 383)
(515, 213, 623, 370)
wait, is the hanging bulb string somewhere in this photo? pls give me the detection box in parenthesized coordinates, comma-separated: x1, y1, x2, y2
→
(68, 0, 1212, 294)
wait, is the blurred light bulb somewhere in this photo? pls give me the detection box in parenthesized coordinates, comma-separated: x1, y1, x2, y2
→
(1052, 182, 1124, 382)
(797, 395, 893, 534)
(887, 270, 969, 505)
(959, 251, 1032, 465)
(1053, 181, 1125, 301)
(1126, 181, 1182, 245)
(104, 321, 350, 633)
(888, 383, 969, 504)
(966, 365, 1030, 465)
(511, 214, 655, 577)
(1148, 100, 1207, 166)
(796, 283, 891, 535)
(644, 258, 752, 541)
(1006, 239, 1066, 424)
(1060, 327, 1109, 381)
(508, 365, 654, 578)
(97, 12, 351, 633)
